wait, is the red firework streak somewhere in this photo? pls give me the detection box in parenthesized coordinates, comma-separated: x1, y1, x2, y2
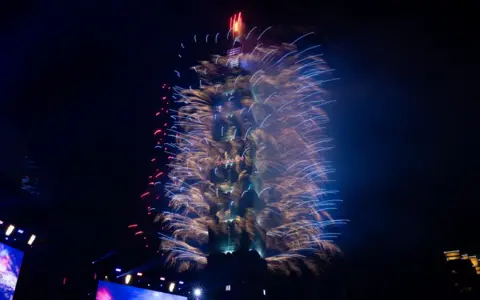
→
(132, 83, 172, 244)
(134, 13, 243, 244)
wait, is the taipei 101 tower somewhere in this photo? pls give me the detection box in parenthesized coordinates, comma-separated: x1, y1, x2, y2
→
(160, 11, 343, 298)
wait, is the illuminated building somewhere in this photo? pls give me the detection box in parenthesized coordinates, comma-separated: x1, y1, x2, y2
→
(443, 250, 480, 298)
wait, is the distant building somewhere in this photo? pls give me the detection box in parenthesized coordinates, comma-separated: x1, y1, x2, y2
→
(443, 250, 480, 299)
(20, 157, 41, 198)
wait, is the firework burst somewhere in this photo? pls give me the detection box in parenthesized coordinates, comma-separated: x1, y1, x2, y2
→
(159, 19, 346, 274)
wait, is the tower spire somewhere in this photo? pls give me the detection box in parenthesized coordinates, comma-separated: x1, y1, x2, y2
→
(227, 12, 244, 67)
(230, 12, 244, 41)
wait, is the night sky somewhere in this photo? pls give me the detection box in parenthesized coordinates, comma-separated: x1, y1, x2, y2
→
(1, 0, 477, 298)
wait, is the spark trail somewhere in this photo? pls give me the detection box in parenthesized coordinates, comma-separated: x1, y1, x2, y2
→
(159, 20, 345, 274)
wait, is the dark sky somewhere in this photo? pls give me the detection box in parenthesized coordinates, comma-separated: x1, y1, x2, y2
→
(1, 0, 477, 298)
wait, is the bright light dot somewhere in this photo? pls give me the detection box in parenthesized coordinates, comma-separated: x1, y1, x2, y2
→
(160, 277, 166, 281)
(179, 281, 184, 284)
(263, 289, 266, 296)
(168, 282, 175, 292)
(226, 285, 231, 291)
(5, 225, 15, 236)
(115, 268, 122, 273)
(137, 272, 143, 276)
(27, 234, 36, 245)
(194, 288, 202, 296)
(125, 274, 132, 284)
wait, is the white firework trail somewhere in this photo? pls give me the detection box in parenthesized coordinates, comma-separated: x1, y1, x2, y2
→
(159, 24, 346, 274)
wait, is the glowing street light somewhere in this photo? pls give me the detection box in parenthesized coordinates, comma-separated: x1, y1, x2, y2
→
(194, 288, 202, 297)
(5, 225, 15, 236)
(125, 274, 132, 284)
(27, 234, 36, 245)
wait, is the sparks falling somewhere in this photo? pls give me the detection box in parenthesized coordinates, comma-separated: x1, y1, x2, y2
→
(158, 16, 346, 274)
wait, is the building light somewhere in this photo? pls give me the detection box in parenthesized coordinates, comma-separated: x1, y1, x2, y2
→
(227, 47, 241, 56)
(115, 268, 122, 273)
(168, 282, 175, 292)
(226, 285, 231, 291)
(27, 234, 36, 245)
(5, 225, 15, 236)
(125, 274, 132, 284)
(444, 250, 460, 256)
(263, 289, 267, 296)
(17, 229, 24, 234)
(469, 256, 479, 267)
(160, 277, 166, 281)
(179, 281, 184, 285)
(444, 250, 461, 261)
(137, 272, 143, 276)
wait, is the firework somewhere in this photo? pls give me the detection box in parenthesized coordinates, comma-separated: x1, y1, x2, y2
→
(158, 16, 346, 274)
